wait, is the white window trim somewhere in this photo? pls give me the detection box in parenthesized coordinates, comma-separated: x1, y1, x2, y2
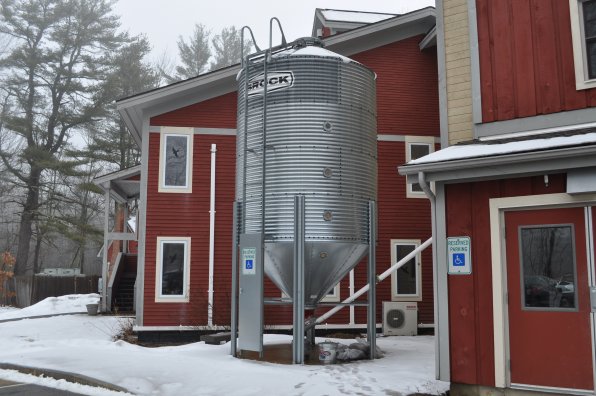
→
(281, 283, 340, 302)
(405, 136, 435, 199)
(155, 236, 191, 303)
(321, 283, 341, 303)
(158, 127, 193, 193)
(390, 238, 422, 302)
(569, 0, 596, 90)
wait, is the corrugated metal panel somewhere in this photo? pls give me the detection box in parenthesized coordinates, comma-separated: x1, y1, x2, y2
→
(477, 0, 596, 123)
(236, 49, 378, 307)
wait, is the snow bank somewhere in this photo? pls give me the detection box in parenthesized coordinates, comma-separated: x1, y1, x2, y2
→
(0, 294, 99, 320)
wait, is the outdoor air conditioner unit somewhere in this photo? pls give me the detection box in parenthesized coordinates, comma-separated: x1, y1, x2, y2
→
(383, 301, 418, 336)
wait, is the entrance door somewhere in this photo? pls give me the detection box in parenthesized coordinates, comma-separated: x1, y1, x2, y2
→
(505, 207, 594, 392)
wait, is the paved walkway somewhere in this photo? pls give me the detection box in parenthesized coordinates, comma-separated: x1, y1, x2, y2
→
(0, 379, 83, 395)
(0, 364, 130, 395)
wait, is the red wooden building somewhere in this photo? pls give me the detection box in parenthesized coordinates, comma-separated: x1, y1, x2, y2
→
(96, 7, 440, 340)
(400, 1, 596, 394)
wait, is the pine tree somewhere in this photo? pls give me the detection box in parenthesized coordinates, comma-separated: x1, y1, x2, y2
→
(0, 0, 130, 275)
(85, 36, 159, 170)
(171, 23, 211, 81)
(210, 26, 254, 70)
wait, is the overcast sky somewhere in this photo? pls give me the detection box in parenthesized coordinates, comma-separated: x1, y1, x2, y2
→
(112, 0, 436, 63)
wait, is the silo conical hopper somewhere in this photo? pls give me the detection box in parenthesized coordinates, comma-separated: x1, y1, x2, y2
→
(236, 37, 377, 308)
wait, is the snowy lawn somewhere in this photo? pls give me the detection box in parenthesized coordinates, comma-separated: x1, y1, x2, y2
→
(0, 295, 449, 396)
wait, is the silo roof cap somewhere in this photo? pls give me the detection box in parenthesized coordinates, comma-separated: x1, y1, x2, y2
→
(272, 37, 357, 64)
(286, 46, 355, 64)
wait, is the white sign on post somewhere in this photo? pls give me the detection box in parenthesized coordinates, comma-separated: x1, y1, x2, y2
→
(447, 236, 472, 275)
(242, 247, 256, 275)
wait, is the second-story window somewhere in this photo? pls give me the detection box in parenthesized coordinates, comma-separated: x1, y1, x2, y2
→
(584, 0, 596, 79)
(570, 0, 596, 88)
(158, 127, 193, 193)
(405, 136, 435, 198)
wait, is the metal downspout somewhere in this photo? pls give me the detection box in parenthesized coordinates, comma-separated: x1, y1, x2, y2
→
(208, 144, 217, 327)
(417, 171, 440, 379)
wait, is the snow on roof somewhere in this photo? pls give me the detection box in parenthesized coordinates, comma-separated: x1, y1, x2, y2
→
(410, 131, 596, 165)
(289, 46, 354, 63)
(321, 9, 397, 24)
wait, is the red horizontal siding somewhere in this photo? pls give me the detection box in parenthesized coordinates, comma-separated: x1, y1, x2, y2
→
(477, 0, 596, 122)
(446, 173, 566, 387)
(144, 132, 236, 326)
(350, 35, 440, 136)
(150, 92, 237, 128)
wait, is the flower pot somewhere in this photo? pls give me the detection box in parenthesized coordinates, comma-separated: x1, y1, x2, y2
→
(86, 303, 99, 316)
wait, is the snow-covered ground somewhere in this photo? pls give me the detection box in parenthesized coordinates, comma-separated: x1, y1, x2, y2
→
(0, 295, 449, 396)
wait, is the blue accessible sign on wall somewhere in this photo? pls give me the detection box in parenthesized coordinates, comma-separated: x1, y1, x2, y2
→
(242, 248, 257, 275)
(447, 236, 472, 275)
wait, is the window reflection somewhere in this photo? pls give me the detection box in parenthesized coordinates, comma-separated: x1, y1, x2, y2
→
(395, 244, 417, 295)
(162, 242, 185, 296)
(520, 226, 576, 309)
(164, 135, 188, 187)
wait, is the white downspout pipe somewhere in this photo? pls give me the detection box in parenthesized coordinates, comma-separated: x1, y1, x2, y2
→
(208, 144, 217, 327)
(417, 171, 440, 379)
(316, 236, 433, 324)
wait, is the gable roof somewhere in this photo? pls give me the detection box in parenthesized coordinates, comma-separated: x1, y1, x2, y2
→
(94, 165, 141, 203)
(311, 8, 398, 37)
(117, 7, 436, 144)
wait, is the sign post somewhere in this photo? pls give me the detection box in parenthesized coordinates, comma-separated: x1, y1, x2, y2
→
(238, 233, 264, 355)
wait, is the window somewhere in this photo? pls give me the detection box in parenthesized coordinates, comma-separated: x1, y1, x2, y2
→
(570, 0, 596, 89)
(390, 239, 422, 301)
(405, 136, 435, 198)
(155, 237, 191, 302)
(519, 225, 577, 310)
(281, 283, 340, 302)
(158, 127, 193, 193)
(322, 283, 341, 303)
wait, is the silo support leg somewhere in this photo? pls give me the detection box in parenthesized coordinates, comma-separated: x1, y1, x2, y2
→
(230, 202, 240, 357)
(368, 201, 377, 359)
(293, 195, 306, 364)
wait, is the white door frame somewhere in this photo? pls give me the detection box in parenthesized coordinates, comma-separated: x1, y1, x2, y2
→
(489, 192, 596, 390)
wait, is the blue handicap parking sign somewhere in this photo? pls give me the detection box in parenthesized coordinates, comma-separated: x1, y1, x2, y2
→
(453, 253, 465, 267)
(245, 259, 253, 270)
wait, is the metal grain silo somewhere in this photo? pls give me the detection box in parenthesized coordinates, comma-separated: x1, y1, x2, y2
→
(236, 37, 377, 308)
